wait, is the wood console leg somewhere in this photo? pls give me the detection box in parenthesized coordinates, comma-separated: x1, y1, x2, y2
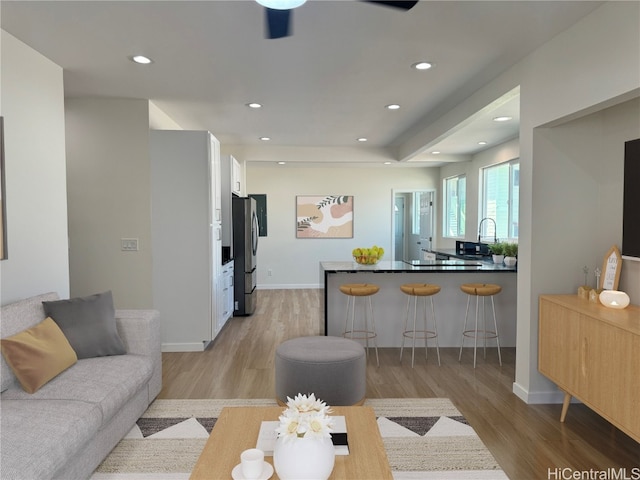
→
(560, 391, 571, 422)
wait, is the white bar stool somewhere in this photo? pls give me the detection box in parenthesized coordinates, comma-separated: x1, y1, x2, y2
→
(339, 283, 380, 367)
(400, 283, 441, 367)
(458, 283, 502, 368)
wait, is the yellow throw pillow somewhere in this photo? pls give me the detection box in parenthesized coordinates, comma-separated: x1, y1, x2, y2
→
(1, 317, 78, 393)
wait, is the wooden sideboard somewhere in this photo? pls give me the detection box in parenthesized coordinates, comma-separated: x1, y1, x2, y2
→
(538, 294, 640, 442)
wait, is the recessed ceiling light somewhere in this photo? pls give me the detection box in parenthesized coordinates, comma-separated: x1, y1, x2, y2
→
(478, 141, 488, 145)
(277, 161, 286, 165)
(247, 103, 262, 109)
(357, 138, 368, 142)
(384, 162, 392, 165)
(412, 61, 433, 70)
(493, 116, 513, 122)
(431, 151, 441, 155)
(131, 55, 153, 64)
(386, 104, 400, 110)
(260, 137, 271, 141)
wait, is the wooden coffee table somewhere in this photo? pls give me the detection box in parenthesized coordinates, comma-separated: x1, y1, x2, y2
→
(190, 406, 393, 479)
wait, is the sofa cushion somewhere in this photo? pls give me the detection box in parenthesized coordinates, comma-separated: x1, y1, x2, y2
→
(1, 317, 78, 393)
(1, 292, 59, 393)
(0, 399, 103, 480)
(42, 291, 126, 359)
(1, 354, 153, 427)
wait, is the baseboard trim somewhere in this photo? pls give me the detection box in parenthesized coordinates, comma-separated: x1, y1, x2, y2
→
(257, 284, 321, 290)
(512, 382, 530, 403)
(161, 342, 206, 352)
(512, 382, 582, 405)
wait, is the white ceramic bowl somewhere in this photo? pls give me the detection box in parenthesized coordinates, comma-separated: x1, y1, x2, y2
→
(599, 290, 630, 309)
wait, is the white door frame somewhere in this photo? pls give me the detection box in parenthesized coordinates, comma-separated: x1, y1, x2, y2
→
(391, 189, 436, 262)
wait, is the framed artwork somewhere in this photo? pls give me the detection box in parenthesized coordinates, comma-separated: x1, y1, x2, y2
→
(0, 117, 6, 260)
(600, 244, 622, 290)
(296, 195, 353, 238)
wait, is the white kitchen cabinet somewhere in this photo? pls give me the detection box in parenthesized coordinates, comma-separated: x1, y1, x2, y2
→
(221, 154, 242, 249)
(211, 137, 222, 224)
(150, 130, 222, 351)
(218, 261, 234, 332)
(232, 157, 242, 196)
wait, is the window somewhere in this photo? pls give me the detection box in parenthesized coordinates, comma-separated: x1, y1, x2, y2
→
(411, 192, 432, 235)
(481, 160, 519, 240)
(444, 175, 466, 238)
(412, 192, 420, 235)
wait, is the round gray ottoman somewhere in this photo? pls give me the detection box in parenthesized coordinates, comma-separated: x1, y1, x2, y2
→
(275, 336, 366, 406)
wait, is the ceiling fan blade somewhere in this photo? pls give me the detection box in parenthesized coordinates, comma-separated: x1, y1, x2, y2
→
(364, 1, 418, 10)
(265, 8, 292, 39)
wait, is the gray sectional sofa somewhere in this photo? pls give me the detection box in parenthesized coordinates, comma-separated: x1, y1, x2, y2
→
(0, 292, 162, 480)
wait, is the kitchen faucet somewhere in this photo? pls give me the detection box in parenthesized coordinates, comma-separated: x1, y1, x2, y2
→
(478, 217, 497, 244)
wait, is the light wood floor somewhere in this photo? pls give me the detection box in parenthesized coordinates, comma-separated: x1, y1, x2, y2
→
(160, 289, 639, 479)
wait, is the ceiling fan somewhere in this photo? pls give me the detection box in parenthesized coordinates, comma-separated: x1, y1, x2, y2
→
(256, 0, 419, 39)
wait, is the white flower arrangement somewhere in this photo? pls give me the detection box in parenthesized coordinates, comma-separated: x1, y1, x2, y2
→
(275, 393, 334, 442)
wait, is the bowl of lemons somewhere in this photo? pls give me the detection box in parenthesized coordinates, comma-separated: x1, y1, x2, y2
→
(352, 246, 385, 265)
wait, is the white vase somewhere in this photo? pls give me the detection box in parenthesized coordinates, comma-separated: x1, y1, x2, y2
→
(503, 256, 517, 267)
(492, 254, 504, 264)
(273, 436, 335, 480)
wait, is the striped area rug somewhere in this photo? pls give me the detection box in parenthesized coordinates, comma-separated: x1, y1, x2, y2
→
(91, 398, 507, 480)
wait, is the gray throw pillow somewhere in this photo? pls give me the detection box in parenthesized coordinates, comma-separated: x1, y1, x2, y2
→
(42, 291, 126, 359)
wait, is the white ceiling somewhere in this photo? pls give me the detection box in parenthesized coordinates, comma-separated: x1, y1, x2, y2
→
(1, 1, 602, 165)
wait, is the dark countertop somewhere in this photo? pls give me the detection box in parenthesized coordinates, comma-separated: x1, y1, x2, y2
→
(321, 259, 516, 273)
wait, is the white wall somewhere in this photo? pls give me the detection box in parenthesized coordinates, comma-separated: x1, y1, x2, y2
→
(533, 98, 640, 299)
(527, 98, 640, 399)
(516, 2, 640, 402)
(149, 101, 183, 130)
(65, 98, 153, 309)
(241, 159, 440, 288)
(0, 31, 69, 305)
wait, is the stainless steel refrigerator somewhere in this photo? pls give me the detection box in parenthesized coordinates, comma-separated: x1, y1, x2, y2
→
(232, 196, 258, 315)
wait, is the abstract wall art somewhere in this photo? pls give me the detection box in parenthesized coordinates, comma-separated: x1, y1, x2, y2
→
(296, 195, 353, 239)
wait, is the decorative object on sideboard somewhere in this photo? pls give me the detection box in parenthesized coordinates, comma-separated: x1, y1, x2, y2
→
(578, 266, 592, 299)
(600, 245, 622, 290)
(588, 266, 603, 303)
(577, 285, 591, 300)
(599, 290, 631, 309)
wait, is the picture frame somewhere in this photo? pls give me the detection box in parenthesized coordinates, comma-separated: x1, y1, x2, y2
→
(600, 244, 622, 290)
(296, 195, 353, 239)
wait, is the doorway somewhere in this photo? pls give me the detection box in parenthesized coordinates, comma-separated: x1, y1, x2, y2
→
(392, 190, 434, 262)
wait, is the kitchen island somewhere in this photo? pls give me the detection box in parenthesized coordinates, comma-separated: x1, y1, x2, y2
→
(320, 260, 517, 348)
